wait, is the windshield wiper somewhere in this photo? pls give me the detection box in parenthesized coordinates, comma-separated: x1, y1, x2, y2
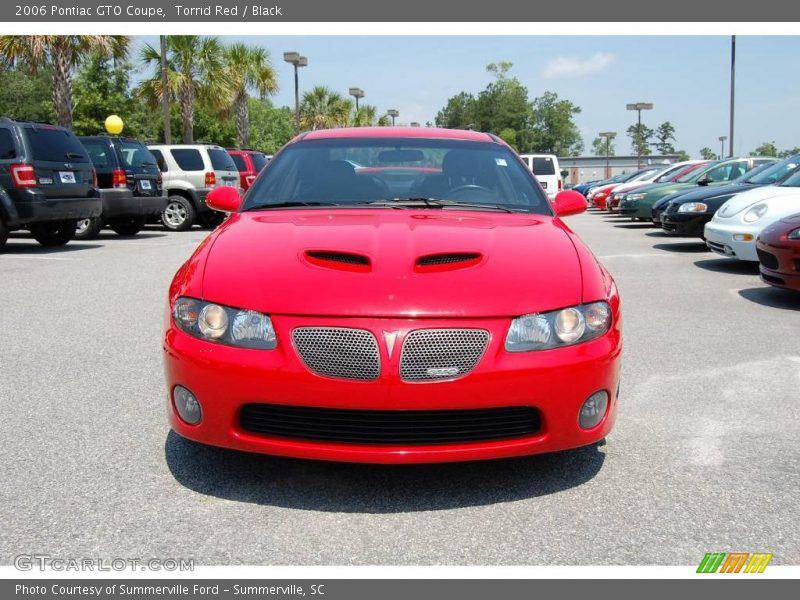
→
(247, 201, 342, 211)
(65, 152, 84, 160)
(363, 198, 519, 213)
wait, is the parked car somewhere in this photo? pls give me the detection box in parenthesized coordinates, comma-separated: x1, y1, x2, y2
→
(76, 135, 167, 239)
(0, 117, 100, 250)
(704, 171, 800, 261)
(227, 148, 271, 192)
(164, 127, 621, 463)
(660, 155, 800, 237)
(518, 153, 561, 199)
(148, 144, 241, 231)
(609, 161, 708, 213)
(589, 166, 664, 209)
(618, 157, 776, 221)
(756, 213, 800, 291)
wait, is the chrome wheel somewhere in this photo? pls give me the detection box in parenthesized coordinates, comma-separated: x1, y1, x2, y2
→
(76, 219, 91, 235)
(164, 201, 187, 227)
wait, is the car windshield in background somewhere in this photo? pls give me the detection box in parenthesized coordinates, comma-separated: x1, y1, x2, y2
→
(120, 142, 157, 168)
(171, 149, 204, 171)
(81, 140, 111, 168)
(778, 169, 800, 187)
(677, 162, 720, 183)
(530, 157, 555, 175)
(250, 152, 269, 172)
(748, 156, 800, 185)
(26, 127, 89, 163)
(243, 138, 552, 214)
(208, 149, 237, 171)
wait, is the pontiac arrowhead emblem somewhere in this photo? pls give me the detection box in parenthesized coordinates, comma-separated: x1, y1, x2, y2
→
(383, 331, 399, 357)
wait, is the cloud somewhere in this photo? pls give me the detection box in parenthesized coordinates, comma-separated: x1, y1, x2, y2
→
(542, 52, 615, 79)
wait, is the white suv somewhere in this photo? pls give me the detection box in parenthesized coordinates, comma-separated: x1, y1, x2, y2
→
(518, 154, 562, 200)
(148, 144, 241, 231)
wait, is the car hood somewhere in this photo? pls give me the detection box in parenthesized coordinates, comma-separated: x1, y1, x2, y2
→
(713, 185, 800, 218)
(669, 182, 756, 204)
(201, 210, 584, 318)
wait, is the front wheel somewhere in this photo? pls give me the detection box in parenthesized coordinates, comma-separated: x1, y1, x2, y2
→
(162, 196, 196, 232)
(74, 217, 104, 240)
(30, 221, 77, 247)
(109, 216, 145, 237)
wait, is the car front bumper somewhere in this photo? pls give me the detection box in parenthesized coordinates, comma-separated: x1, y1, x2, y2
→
(756, 239, 800, 291)
(661, 212, 710, 237)
(704, 221, 759, 261)
(164, 313, 622, 464)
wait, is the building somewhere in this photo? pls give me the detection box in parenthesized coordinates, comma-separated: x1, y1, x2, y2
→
(558, 154, 681, 185)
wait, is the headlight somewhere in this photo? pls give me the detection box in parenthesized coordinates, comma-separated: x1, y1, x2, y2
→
(677, 202, 708, 213)
(172, 296, 277, 349)
(627, 193, 646, 201)
(743, 203, 768, 223)
(788, 227, 800, 240)
(505, 302, 611, 352)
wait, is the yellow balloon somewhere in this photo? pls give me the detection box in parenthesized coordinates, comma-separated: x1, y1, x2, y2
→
(105, 115, 124, 135)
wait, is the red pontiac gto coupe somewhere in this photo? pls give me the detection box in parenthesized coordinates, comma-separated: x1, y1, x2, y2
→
(164, 128, 622, 463)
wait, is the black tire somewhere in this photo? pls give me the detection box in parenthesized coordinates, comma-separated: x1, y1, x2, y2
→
(162, 195, 196, 232)
(30, 220, 77, 247)
(0, 219, 8, 251)
(74, 217, 104, 240)
(196, 211, 224, 229)
(109, 216, 145, 237)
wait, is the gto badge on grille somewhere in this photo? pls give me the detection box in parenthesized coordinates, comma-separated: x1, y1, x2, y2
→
(426, 367, 460, 377)
(383, 331, 399, 357)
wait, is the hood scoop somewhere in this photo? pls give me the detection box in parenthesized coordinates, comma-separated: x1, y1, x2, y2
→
(415, 252, 483, 272)
(304, 250, 371, 272)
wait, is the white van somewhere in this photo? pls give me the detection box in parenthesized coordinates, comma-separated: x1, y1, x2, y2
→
(519, 154, 561, 199)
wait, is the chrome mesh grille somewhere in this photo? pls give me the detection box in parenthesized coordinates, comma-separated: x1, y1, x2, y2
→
(292, 327, 380, 381)
(400, 329, 489, 382)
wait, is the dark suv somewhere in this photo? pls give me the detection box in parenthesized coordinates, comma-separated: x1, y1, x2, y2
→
(77, 135, 166, 239)
(0, 117, 100, 250)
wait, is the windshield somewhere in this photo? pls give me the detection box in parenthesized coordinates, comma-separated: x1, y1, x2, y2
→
(778, 167, 800, 187)
(243, 138, 551, 214)
(677, 161, 721, 183)
(25, 126, 89, 163)
(748, 156, 800, 185)
(655, 163, 693, 182)
(208, 149, 237, 171)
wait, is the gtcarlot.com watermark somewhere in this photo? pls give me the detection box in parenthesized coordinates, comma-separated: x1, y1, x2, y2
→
(14, 554, 194, 572)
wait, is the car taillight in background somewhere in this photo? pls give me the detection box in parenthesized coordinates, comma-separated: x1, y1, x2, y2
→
(245, 175, 256, 187)
(91, 168, 98, 188)
(205, 171, 216, 187)
(558, 179, 563, 191)
(10, 163, 37, 188)
(157, 172, 163, 186)
(112, 168, 127, 189)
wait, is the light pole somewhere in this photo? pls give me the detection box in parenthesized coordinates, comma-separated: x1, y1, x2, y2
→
(159, 35, 171, 144)
(729, 35, 736, 157)
(626, 102, 654, 169)
(387, 109, 399, 126)
(348, 87, 364, 112)
(718, 135, 728, 160)
(599, 131, 616, 178)
(283, 52, 308, 133)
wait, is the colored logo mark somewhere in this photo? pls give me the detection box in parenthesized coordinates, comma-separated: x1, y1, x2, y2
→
(697, 552, 773, 573)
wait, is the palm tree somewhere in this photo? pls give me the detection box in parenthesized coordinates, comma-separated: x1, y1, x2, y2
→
(351, 104, 391, 127)
(299, 86, 353, 131)
(225, 43, 278, 148)
(139, 36, 230, 143)
(0, 35, 129, 129)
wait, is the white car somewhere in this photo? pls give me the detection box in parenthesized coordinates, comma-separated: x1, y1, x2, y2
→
(518, 154, 561, 199)
(704, 181, 800, 261)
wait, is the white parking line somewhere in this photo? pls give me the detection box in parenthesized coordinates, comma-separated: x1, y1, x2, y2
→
(598, 253, 677, 260)
(1, 254, 81, 261)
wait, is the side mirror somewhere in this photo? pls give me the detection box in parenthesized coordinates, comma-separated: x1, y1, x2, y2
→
(553, 190, 587, 217)
(206, 186, 242, 213)
(697, 174, 712, 186)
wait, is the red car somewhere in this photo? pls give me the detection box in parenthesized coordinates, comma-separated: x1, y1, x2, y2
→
(227, 149, 271, 191)
(756, 213, 800, 291)
(164, 128, 622, 464)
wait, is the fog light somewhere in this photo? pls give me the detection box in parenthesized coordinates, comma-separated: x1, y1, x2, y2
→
(579, 390, 609, 429)
(733, 233, 754, 242)
(173, 385, 202, 425)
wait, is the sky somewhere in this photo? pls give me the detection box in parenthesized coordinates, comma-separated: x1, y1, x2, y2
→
(134, 35, 799, 158)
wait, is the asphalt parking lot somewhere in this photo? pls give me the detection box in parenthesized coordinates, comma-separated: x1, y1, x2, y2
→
(1, 211, 798, 566)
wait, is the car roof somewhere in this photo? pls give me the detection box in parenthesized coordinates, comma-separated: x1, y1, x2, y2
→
(300, 127, 495, 143)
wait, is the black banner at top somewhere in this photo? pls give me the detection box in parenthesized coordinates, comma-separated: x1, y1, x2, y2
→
(3, 0, 799, 22)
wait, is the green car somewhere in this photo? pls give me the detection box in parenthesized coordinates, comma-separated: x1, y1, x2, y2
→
(617, 157, 776, 220)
